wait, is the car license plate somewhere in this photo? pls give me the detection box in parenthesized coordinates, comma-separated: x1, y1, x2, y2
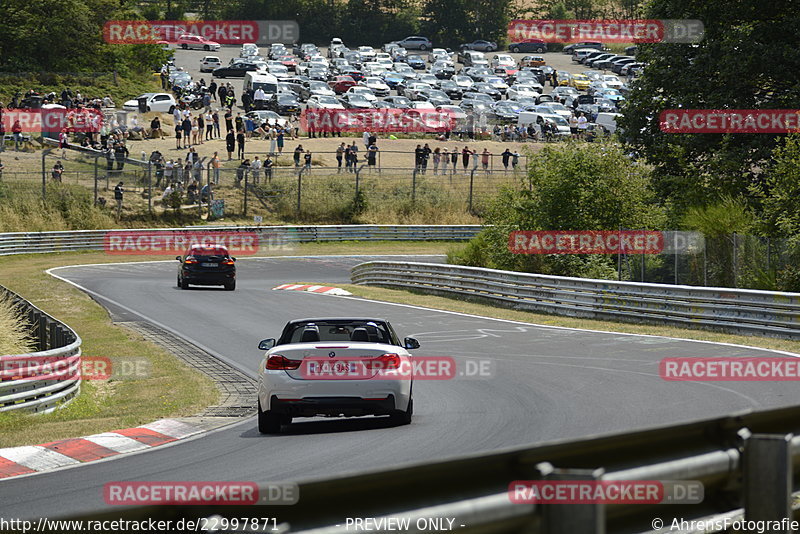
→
(201, 262, 218, 267)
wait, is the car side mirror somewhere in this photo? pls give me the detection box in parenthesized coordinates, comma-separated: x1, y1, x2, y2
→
(176, 255, 182, 261)
(258, 338, 276, 350)
(231, 257, 237, 262)
(404, 337, 420, 350)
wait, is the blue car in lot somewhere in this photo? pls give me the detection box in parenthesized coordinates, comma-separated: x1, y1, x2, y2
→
(382, 71, 406, 89)
(406, 55, 426, 70)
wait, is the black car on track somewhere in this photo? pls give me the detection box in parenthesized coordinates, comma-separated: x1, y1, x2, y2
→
(177, 244, 236, 290)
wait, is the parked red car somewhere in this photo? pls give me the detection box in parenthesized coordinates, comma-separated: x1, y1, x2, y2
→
(329, 75, 357, 94)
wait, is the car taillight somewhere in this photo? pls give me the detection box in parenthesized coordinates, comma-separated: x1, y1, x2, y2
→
(221, 259, 234, 265)
(266, 355, 302, 370)
(373, 353, 401, 370)
(184, 256, 197, 264)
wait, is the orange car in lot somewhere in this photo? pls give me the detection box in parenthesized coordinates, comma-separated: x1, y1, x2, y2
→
(521, 55, 546, 67)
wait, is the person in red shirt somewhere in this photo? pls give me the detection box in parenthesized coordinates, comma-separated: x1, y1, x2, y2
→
(12, 120, 23, 151)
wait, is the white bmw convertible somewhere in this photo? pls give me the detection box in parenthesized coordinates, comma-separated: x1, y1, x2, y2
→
(257, 318, 419, 433)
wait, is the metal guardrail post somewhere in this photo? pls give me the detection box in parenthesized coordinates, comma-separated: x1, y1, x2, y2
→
(468, 168, 476, 212)
(147, 162, 152, 215)
(744, 433, 792, 529)
(538, 463, 605, 534)
(355, 164, 366, 201)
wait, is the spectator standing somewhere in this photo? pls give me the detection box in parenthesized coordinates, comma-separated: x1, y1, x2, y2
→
(208, 80, 217, 101)
(197, 114, 205, 144)
(245, 116, 255, 139)
(175, 158, 184, 183)
(481, 148, 491, 171)
(461, 146, 471, 172)
(51, 161, 64, 182)
(205, 111, 213, 140)
(250, 156, 262, 184)
(181, 116, 192, 148)
(450, 148, 458, 172)
(264, 156, 273, 182)
(367, 142, 378, 170)
(58, 129, 69, 158)
(236, 129, 246, 159)
(225, 130, 235, 160)
(362, 131, 370, 149)
(218, 84, 227, 104)
(336, 142, 345, 172)
(349, 142, 359, 169)
(191, 116, 199, 146)
(501, 148, 512, 171)
(165, 159, 174, 183)
(12, 120, 22, 151)
(511, 151, 520, 170)
(441, 147, 449, 174)
(471, 148, 479, 170)
(414, 144, 423, 172)
(303, 151, 312, 170)
(432, 147, 441, 175)
(577, 112, 589, 137)
(268, 126, 277, 155)
(293, 145, 304, 167)
(210, 152, 221, 184)
(224, 109, 233, 132)
(569, 113, 579, 139)
(114, 181, 124, 218)
(276, 127, 285, 153)
(344, 144, 353, 172)
(175, 123, 182, 149)
(114, 142, 128, 170)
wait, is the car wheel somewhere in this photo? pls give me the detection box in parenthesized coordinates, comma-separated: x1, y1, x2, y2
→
(146, 106, 151, 112)
(258, 399, 282, 434)
(419, 44, 427, 51)
(390, 397, 413, 426)
(180, 277, 189, 289)
(225, 280, 236, 291)
(511, 46, 520, 53)
(204, 45, 210, 51)
(536, 47, 545, 53)
(181, 44, 188, 50)
(168, 105, 175, 114)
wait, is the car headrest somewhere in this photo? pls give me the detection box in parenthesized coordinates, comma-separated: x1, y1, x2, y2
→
(364, 324, 380, 342)
(350, 327, 369, 342)
(300, 325, 320, 343)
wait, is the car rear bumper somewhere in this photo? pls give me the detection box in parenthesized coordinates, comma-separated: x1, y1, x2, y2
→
(269, 395, 398, 417)
(182, 270, 235, 285)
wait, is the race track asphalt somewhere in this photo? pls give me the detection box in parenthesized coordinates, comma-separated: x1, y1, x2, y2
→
(2, 255, 798, 521)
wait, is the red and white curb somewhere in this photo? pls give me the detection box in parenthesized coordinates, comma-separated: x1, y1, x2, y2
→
(0, 419, 200, 479)
(273, 284, 352, 296)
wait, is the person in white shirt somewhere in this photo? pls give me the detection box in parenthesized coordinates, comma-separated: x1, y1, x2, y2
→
(250, 156, 262, 184)
(173, 107, 181, 129)
(162, 183, 174, 201)
(362, 131, 370, 149)
(254, 88, 267, 108)
(269, 127, 278, 155)
(577, 112, 589, 137)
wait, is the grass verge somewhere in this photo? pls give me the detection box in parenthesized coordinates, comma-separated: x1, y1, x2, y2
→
(338, 284, 800, 355)
(0, 243, 450, 447)
(0, 293, 36, 355)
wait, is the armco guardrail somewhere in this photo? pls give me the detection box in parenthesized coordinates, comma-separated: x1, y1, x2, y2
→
(78, 404, 800, 533)
(351, 261, 800, 340)
(0, 286, 82, 414)
(0, 225, 480, 256)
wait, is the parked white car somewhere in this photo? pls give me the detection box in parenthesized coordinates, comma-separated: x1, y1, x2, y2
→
(200, 56, 222, 73)
(122, 93, 177, 113)
(361, 77, 391, 97)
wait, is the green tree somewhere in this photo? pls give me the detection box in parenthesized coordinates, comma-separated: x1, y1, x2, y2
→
(450, 141, 665, 277)
(618, 0, 800, 212)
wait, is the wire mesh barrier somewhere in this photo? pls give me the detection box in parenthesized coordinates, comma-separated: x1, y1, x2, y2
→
(0, 286, 82, 414)
(617, 232, 800, 291)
